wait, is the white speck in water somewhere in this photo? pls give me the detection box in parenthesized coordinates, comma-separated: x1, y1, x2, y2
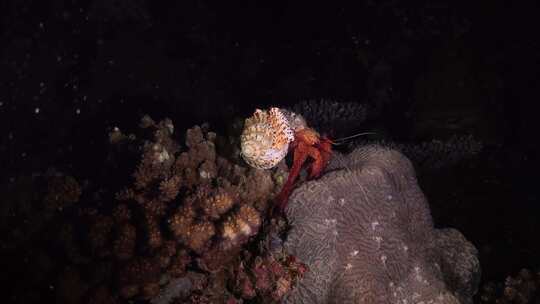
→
(76, 108, 80, 114)
(371, 221, 379, 230)
(34, 107, 40, 114)
(345, 263, 352, 270)
(350, 250, 359, 256)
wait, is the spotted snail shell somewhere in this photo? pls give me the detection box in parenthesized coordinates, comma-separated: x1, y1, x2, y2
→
(240, 107, 299, 169)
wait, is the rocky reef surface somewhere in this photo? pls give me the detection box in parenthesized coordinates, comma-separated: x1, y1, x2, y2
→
(282, 145, 481, 304)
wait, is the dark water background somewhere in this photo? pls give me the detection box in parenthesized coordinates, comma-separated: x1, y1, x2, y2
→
(1, 0, 539, 301)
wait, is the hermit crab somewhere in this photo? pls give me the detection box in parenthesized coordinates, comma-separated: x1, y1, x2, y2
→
(240, 107, 333, 213)
(241, 107, 374, 213)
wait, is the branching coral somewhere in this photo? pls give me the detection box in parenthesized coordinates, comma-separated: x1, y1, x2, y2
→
(44, 175, 82, 211)
(229, 252, 308, 302)
(352, 134, 483, 170)
(289, 100, 483, 172)
(2, 114, 323, 304)
(1, 171, 82, 253)
(291, 99, 372, 137)
(104, 116, 286, 301)
(19, 115, 299, 304)
(117, 257, 162, 299)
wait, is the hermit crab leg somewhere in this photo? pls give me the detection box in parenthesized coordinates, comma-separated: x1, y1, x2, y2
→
(275, 139, 311, 213)
(309, 137, 333, 179)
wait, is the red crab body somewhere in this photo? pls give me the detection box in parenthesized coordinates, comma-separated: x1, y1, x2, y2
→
(274, 128, 333, 213)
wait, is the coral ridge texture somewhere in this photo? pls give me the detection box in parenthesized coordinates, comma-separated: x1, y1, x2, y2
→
(283, 145, 480, 304)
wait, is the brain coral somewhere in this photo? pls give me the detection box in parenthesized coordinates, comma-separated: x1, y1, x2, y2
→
(283, 145, 480, 304)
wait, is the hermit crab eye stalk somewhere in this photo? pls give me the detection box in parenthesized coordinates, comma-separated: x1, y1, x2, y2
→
(240, 107, 294, 170)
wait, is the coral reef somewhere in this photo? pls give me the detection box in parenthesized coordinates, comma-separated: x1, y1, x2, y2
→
(228, 251, 308, 302)
(282, 145, 481, 304)
(291, 99, 372, 138)
(288, 100, 483, 172)
(1, 170, 82, 252)
(0, 113, 486, 304)
(352, 134, 483, 170)
(101, 116, 291, 301)
(395, 135, 483, 170)
(2, 115, 308, 304)
(44, 175, 82, 211)
(479, 268, 540, 304)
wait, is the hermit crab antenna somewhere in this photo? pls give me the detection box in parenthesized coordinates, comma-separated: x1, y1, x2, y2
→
(330, 132, 377, 146)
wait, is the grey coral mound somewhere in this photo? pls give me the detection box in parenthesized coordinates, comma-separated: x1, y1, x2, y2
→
(283, 145, 480, 304)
